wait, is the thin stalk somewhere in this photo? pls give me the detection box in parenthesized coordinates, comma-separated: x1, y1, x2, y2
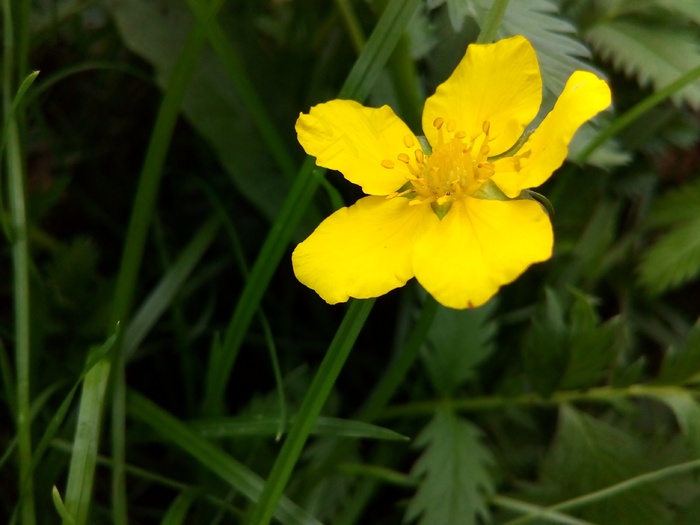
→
(247, 298, 376, 525)
(475, 0, 510, 43)
(3, 0, 36, 521)
(501, 458, 700, 525)
(381, 383, 700, 419)
(492, 496, 595, 525)
(576, 63, 700, 163)
(357, 295, 439, 421)
(335, 0, 366, 54)
(110, 1, 225, 523)
(202, 0, 423, 415)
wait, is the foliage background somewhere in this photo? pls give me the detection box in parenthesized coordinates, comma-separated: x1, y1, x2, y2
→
(3, 0, 700, 524)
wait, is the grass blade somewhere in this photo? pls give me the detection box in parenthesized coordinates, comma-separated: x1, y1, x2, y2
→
(127, 391, 323, 525)
(202, 0, 423, 416)
(247, 298, 376, 525)
(123, 216, 219, 358)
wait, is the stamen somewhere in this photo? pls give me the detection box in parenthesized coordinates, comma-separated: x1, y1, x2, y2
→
(446, 119, 456, 133)
(433, 117, 444, 130)
(455, 131, 467, 139)
(403, 135, 415, 148)
(381, 159, 395, 169)
(415, 150, 424, 164)
(397, 153, 410, 164)
(482, 120, 491, 134)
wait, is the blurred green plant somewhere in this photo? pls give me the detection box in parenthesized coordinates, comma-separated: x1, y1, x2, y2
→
(3, 0, 700, 524)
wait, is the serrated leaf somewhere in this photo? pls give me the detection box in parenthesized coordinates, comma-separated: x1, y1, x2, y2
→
(523, 290, 619, 395)
(647, 178, 700, 227)
(647, 391, 700, 457)
(536, 405, 673, 525)
(639, 181, 700, 292)
(465, 0, 601, 96)
(656, 0, 700, 26)
(406, 411, 494, 525)
(522, 289, 570, 396)
(657, 320, 700, 385)
(639, 217, 700, 294)
(585, 20, 700, 108)
(421, 301, 497, 396)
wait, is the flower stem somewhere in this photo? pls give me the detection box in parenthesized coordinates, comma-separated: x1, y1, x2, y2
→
(475, 0, 511, 44)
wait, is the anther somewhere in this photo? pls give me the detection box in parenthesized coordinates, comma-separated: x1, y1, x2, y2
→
(397, 153, 410, 164)
(446, 119, 456, 133)
(381, 159, 395, 169)
(480, 144, 490, 156)
(403, 135, 415, 148)
(455, 131, 467, 139)
(482, 121, 491, 134)
(415, 150, 424, 164)
(433, 117, 444, 130)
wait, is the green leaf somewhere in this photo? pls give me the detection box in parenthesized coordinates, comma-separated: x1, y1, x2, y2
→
(190, 415, 409, 441)
(110, 0, 287, 221)
(639, 179, 700, 294)
(161, 491, 196, 525)
(405, 410, 494, 525)
(559, 295, 620, 390)
(127, 391, 323, 525)
(639, 217, 700, 295)
(657, 320, 700, 385)
(523, 290, 619, 395)
(585, 20, 700, 109)
(52, 486, 76, 525)
(647, 391, 700, 457)
(535, 405, 673, 525)
(421, 301, 496, 396)
(522, 289, 570, 397)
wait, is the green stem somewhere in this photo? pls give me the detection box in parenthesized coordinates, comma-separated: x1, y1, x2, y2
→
(3, 0, 36, 521)
(202, 0, 423, 416)
(357, 295, 439, 422)
(475, 0, 510, 43)
(247, 299, 376, 525)
(501, 458, 700, 525)
(492, 496, 595, 525)
(335, 0, 366, 54)
(576, 63, 700, 163)
(382, 384, 700, 418)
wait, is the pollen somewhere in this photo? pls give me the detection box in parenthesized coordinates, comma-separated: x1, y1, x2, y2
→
(392, 117, 498, 217)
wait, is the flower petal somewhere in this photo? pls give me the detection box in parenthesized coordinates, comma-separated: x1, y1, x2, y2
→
(296, 100, 419, 195)
(292, 196, 437, 304)
(492, 71, 611, 196)
(422, 35, 542, 156)
(413, 197, 553, 309)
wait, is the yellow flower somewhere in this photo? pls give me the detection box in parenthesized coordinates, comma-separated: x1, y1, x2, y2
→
(292, 36, 611, 309)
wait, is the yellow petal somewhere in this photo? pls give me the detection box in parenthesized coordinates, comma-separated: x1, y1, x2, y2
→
(413, 197, 553, 309)
(292, 196, 437, 304)
(492, 71, 611, 196)
(422, 35, 542, 156)
(296, 100, 419, 196)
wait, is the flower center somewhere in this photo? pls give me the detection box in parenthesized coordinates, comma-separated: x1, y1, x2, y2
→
(382, 118, 496, 217)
